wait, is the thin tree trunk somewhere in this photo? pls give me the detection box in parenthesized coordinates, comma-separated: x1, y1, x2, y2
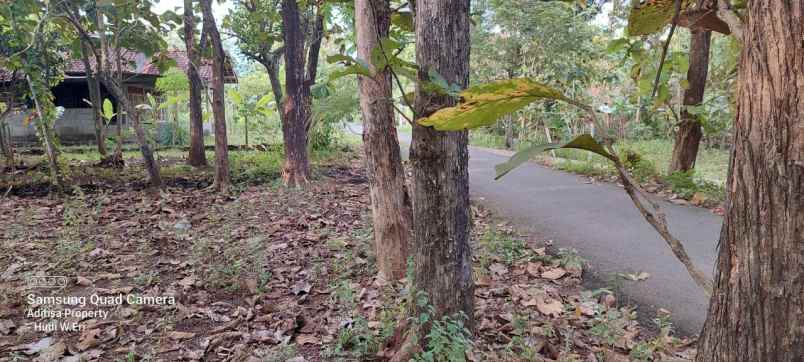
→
(668, 28, 711, 174)
(185, 0, 208, 167)
(26, 75, 63, 192)
(100, 73, 162, 188)
(279, 0, 312, 186)
(356, 0, 412, 281)
(79, 43, 107, 158)
(0, 107, 14, 168)
(244, 115, 249, 147)
(264, 58, 284, 109)
(696, 2, 804, 361)
(504, 114, 514, 150)
(411, 0, 474, 333)
(200, 0, 230, 192)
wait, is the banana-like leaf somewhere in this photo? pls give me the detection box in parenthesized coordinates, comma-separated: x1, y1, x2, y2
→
(327, 54, 372, 81)
(256, 95, 272, 109)
(230, 90, 243, 105)
(418, 78, 569, 131)
(495, 134, 616, 180)
(627, 0, 689, 36)
(102, 98, 115, 120)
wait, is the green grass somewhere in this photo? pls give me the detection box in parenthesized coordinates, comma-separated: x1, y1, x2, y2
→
(616, 139, 728, 185)
(469, 131, 508, 149)
(468, 130, 729, 202)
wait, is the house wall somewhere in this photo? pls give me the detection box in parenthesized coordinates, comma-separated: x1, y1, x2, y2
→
(7, 108, 126, 145)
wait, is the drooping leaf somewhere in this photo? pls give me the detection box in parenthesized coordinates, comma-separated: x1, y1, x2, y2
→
(494, 134, 616, 180)
(256, 95, 272, 109)
(326, 54, 372, 81)
(626, 0, 690, 36)
(418, 78, 569, 131)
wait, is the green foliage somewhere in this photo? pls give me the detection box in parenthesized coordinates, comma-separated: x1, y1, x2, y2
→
(155, 122, 188, 146)
(627, 0, 690, 36)
(155, 67, 189, 94)
(419, 78, 569, 131)
(102, 99, 116, 121)
(414, 309, 474, 362)
(664, 170, 697, 198)
(619, 150, 657, 182)
(230, 149, 284, 185)
(480, 228, 530, 266)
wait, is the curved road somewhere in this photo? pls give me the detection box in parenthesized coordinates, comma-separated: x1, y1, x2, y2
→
(364, 125, 721, 335)
(463, 146, 720, 336)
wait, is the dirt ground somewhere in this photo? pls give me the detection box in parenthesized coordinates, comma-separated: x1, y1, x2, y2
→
(0, 150, 695, 361)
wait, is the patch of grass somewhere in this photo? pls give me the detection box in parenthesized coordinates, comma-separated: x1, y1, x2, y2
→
(229, 150, 284, 185)
(616, 139, 728, 185)
(665, 170, 725, 201)
(554, 159, 611, 177)
(469, 130, 507, 149)
(478, 227, 531, 267)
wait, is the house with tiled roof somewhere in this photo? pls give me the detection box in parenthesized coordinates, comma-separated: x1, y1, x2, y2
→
(0, 49, 237, 145)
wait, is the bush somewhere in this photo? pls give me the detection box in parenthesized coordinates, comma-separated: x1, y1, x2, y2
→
(155, 122, 188, 146)
(664, 170, 698, 198)
(230, 150, 283, 185)
(619, 149, 657, 182)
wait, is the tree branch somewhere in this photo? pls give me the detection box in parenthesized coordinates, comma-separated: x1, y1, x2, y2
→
(716, 0, 743, 41)
(651, 0, 682, 99)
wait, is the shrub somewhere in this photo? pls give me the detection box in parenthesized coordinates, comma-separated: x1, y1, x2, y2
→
(230, 150, 283, 185)
(664, 170, 698, 198)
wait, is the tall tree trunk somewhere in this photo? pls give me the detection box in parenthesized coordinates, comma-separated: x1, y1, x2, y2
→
(99, 73, 162, 188)
(279, 0, 312, 186)
(184, 0, 208, 167)
(264, 57, 284, 109)
(356, 0, 412, 281)
(200, 0, 231, 192)
(412, 0, 474, 332)
(78, 43, 107, 158)
(668, 28, 711, 174)
(696, 2, 804, 361)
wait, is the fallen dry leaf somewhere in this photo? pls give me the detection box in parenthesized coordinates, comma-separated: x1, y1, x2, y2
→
(541, 267, 567, 280)
(536, 295, 564, 317)
(169, 331, 196, 340)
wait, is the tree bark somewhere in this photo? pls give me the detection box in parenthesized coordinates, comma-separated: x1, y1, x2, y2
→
(200, 0, 231, 193)
(504, 114, 515, 150)
(78, 43, 107, 158)
(26, 75, 63, 192)
(184, 0, 208, 167)
(696, 1, 804, 361)
(279, 0, 313, 186)
(668, 28, 711, 174)
(356, 0, 412, 281)
(0, 107, 14, 168)
(411, 0, 474, 333)
(99, 73, 162, 188)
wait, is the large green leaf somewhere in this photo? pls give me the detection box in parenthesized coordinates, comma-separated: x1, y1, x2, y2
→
(418, 78, 569, 131)
(627, 0, 689, 36)
(102, 98, 115, 120)
(494, 134, 616, 180)
(327, 54, 372, 81)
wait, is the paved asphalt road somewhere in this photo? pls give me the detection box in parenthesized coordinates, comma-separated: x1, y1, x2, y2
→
(357, 125, 722, 335)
